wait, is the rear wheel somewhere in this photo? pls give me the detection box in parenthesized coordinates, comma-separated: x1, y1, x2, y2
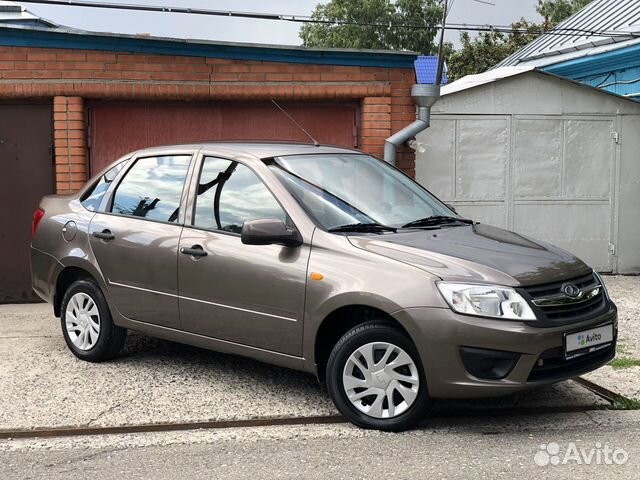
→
(326, 321, 432, 431)
(60, 280, 126, 362)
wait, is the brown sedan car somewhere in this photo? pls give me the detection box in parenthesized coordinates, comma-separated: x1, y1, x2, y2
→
(31, 142, 617, 431)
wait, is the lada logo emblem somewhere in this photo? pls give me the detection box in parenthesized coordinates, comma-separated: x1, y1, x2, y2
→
(562, 284, 581, 298)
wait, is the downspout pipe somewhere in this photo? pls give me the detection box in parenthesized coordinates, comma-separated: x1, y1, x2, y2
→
(384, 83, 441, 166)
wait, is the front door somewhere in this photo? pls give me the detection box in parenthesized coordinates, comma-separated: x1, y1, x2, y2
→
(89, 154, 193, 328)
(178, 156, 309, 356)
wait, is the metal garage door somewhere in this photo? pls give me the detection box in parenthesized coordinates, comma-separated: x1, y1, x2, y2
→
(0, 104, 53, 302)
(88, 102, 359, 174)
(416, 115, 616, 272)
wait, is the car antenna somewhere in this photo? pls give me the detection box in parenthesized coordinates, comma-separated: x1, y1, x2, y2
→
(270, 99, 320, 147)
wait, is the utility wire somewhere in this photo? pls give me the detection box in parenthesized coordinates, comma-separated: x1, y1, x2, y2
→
(15, 0, 640, 38)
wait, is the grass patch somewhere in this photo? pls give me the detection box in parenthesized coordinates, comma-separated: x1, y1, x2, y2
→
(612, 396, 640, 410)
(609, 357, 640, 370)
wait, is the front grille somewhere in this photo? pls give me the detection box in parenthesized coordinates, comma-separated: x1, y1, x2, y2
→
(522, 272, 608, 324)
(528, 344, 615, 382)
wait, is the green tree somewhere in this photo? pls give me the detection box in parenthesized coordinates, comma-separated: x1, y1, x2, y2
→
(447, 19, 541, 80)
(300, 0, 444, 53)
(447, 0, 593, 80)
(537, 0, 592, 28)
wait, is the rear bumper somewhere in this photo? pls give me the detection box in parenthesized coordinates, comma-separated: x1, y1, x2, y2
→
(30, 246, 63, 304)
(394, 303, 617, 399)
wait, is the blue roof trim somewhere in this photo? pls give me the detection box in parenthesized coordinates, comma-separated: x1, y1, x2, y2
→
(0, 26, 416, 68)
(544, 43, 640, 78)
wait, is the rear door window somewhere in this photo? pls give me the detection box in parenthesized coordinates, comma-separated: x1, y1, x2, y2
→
(111, 155, 191, 223)
(81, 161, 126, 212)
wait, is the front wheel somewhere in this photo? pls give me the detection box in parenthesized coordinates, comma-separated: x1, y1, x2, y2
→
(326, 321, 432, 431)
(60, 279, 126, 362)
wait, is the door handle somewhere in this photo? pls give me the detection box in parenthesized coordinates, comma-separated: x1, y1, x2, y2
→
(93, 229, 115, 241)
(180, 245, 208, 258)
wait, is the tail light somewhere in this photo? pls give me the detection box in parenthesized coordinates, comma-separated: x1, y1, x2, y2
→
(32, 208, 45, 239)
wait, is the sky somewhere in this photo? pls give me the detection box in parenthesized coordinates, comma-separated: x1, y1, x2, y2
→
(21, 0, 542, 48)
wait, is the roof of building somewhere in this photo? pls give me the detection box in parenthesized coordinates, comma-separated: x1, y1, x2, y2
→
(442, 66, 537, 95)
(0, 2, 417, 68)
(497, 0, 640, 68)
(440, 65, 640, 107)
(0, 1, 56, 28)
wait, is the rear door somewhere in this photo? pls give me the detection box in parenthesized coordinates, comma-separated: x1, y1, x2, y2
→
(177, 155, 309, 356)
(89, 152, 195, 327)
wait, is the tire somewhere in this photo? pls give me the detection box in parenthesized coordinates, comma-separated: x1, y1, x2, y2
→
(60, 279, 126, 362)
(326, 321, 432, 432)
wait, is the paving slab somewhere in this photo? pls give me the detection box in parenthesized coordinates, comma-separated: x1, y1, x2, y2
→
(0, 303, 610, 431)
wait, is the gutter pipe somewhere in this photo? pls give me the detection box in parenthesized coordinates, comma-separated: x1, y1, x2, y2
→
(383, 83, 441, 166)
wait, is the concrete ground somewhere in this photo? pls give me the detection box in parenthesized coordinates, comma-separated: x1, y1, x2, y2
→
(0, 305, 609, 432)
(2, 411, 640, 479)
(584, 275, 640, 401)
(0, 275, 638, 478)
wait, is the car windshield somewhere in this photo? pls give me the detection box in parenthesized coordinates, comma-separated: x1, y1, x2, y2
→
(268, 154, 456, 231)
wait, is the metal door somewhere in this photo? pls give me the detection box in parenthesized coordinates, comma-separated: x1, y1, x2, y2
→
(417, 115, 616, 271)
(88, 102, 359, 174)
(0, 104, 53, 303)
(510, 116, 616, 272)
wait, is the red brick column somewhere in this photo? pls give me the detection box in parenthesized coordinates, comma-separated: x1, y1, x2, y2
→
(360, 96, 392, 159)
(391, 83, 416, 177)
(53, 96, 88, 194)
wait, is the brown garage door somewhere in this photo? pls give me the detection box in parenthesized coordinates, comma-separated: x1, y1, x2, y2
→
(88, 102, 359, 174)
(0, 104, 53, 303)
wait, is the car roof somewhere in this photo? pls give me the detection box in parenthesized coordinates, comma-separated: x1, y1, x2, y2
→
(132, 141, 363, 159)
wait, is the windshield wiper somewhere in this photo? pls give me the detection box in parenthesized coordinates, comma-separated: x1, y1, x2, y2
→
(328, 222, 397, 234)
(402, 215, 474, 229)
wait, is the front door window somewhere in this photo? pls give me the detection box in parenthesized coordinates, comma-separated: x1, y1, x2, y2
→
(193, 157, 287, 233)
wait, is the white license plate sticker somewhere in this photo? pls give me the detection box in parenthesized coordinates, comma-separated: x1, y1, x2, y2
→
(565, 324, 613, 357)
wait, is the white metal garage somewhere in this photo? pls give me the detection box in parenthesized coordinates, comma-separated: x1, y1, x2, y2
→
(415, 68, 640, 274)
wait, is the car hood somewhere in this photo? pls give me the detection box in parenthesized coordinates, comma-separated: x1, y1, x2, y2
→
(347, 223, 592, 286)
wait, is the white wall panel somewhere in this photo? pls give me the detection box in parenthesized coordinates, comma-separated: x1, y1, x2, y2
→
(415, 119, 455, 200)
(456, 119, 508, 200)
(564, 120, 613, 199)
(452, 204, 506, 229)
(513, 119, 562, 198)
(512, 203, 612, 270)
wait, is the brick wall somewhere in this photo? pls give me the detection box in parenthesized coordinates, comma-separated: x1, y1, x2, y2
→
(53, 96, 87, 193)
(0, 46, 416, 191)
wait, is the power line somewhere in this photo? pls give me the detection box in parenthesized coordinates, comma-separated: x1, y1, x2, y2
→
(15, 0, 640, 39)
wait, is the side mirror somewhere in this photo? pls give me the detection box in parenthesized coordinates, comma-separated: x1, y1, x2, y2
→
(445, 203, 458, 214)
(241, 218, 303, 248)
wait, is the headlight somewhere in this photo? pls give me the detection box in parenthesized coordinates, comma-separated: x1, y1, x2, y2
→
(593, 271, 609, 299)
(437, 282, 536, 321)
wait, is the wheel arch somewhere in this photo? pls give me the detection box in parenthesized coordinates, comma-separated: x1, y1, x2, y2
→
(53, 264, 103, 317)
(312, 303, 414, 382)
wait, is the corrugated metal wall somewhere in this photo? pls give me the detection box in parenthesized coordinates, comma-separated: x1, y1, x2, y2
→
(577, 66, 640, 97)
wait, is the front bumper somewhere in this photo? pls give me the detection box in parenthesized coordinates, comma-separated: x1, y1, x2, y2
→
(393, 303, 617, 399)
